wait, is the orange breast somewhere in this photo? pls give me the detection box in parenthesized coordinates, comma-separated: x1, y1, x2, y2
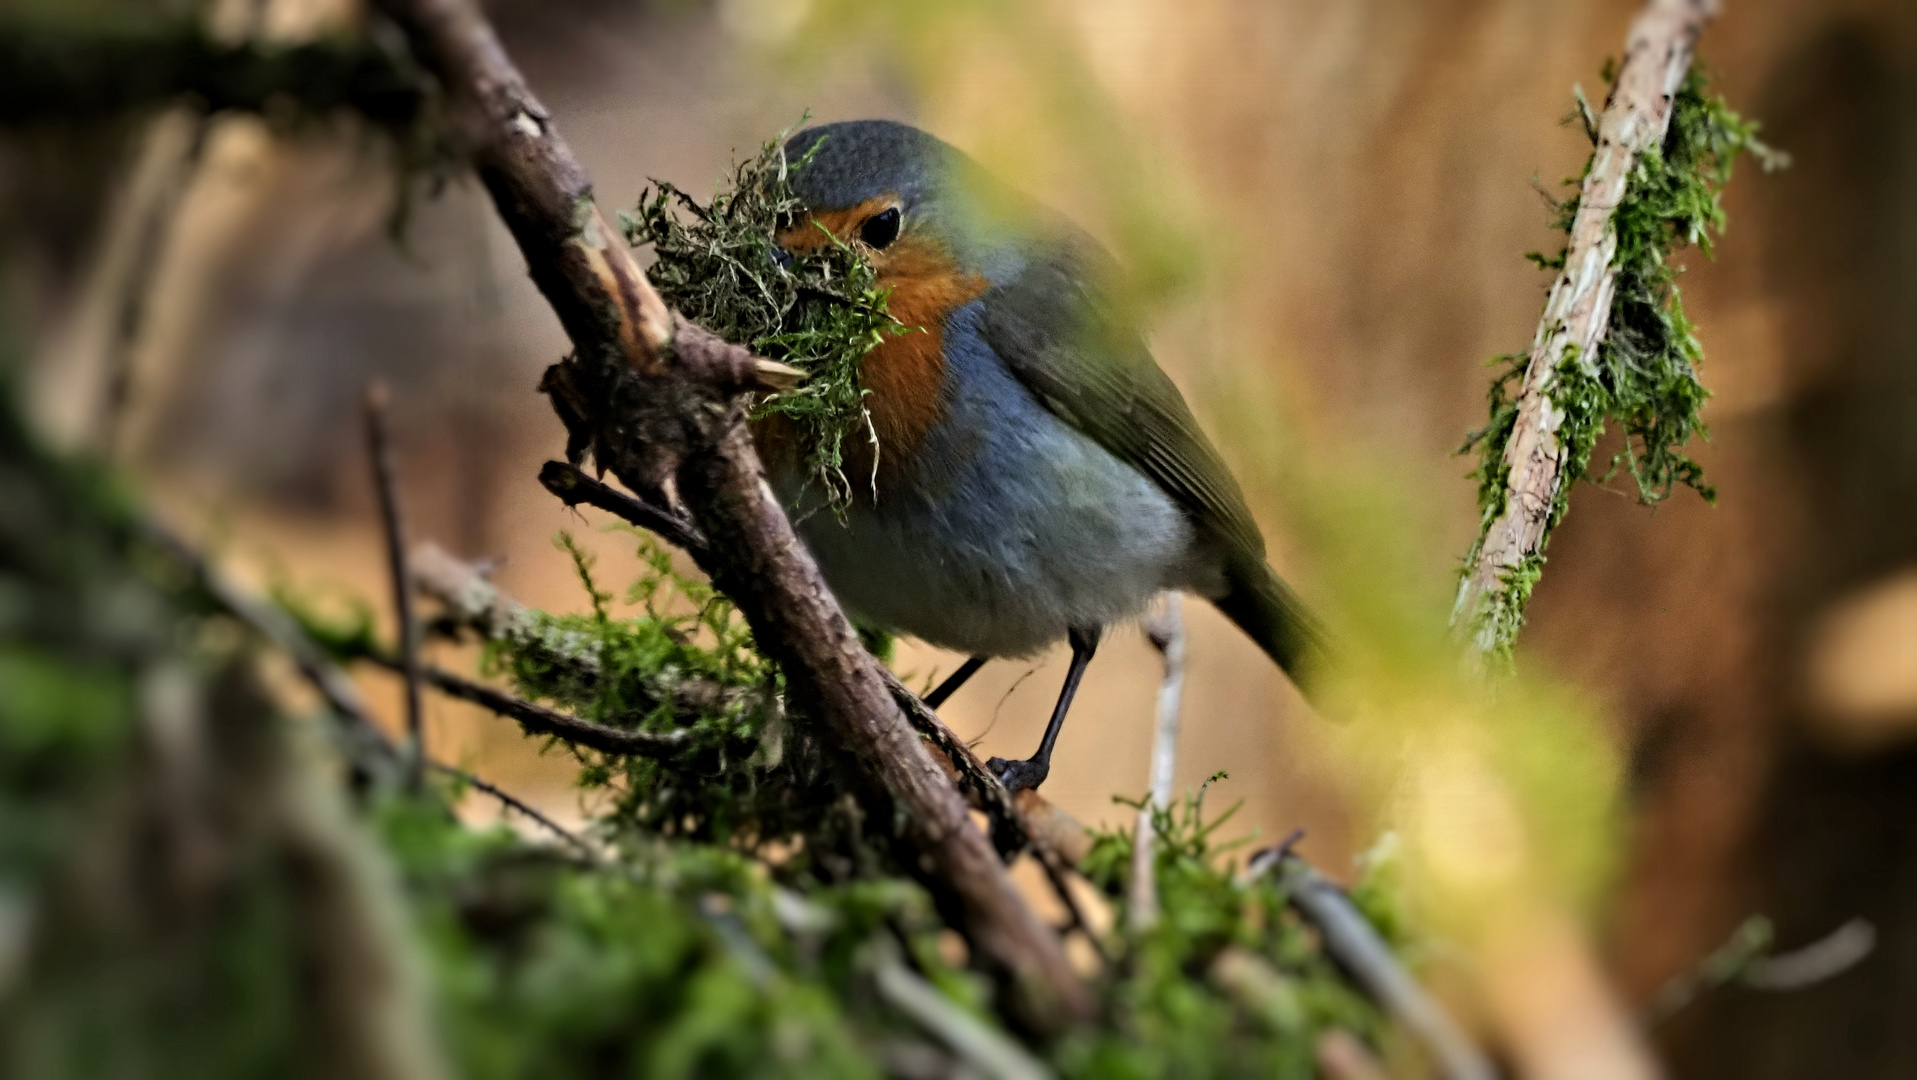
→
(852, 235, 987, 493)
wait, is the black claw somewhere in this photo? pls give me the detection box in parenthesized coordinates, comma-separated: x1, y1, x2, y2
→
(987, 755, 1050, 794)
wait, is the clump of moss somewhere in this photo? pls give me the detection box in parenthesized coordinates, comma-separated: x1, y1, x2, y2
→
(622, 127, 901, 509)
(444, 529, 878, 874)
(499, 532, 770, 732)
(1460, 64, 1780, 658)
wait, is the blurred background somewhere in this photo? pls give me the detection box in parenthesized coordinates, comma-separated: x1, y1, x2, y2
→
(6, 0, 1917, 1074)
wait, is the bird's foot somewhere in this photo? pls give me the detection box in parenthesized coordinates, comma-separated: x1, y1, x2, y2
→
(987, 755, 1050, 795)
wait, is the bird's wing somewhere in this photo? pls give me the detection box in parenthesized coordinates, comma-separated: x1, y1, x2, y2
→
(977, 238, 1266, 565)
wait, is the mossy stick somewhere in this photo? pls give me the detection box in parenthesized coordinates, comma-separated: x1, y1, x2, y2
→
(410, 541, 756, 727)
(139, 516, 395, 759)
(1452, 0, 1719, 660)
(410, 542, 1111, 962)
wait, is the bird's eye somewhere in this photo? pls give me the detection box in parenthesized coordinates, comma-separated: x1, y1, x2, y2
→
(860, 206, 901, 250)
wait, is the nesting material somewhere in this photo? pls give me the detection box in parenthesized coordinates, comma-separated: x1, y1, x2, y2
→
(623, 129, 901, 509)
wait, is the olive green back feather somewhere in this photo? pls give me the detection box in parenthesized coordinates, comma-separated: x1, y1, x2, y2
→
(977, 240, 1264, 562)
(977, 237, 1326, 679)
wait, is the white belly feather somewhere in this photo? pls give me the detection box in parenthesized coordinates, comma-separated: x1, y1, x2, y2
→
(782, 400, 1198, 659)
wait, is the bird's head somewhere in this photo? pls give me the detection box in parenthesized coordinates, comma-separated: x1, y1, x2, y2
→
(777, 120, 1034, 289)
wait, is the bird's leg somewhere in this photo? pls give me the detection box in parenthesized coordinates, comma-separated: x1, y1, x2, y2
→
(924, 656, 989, 709)
(989, 626, 1102, 794)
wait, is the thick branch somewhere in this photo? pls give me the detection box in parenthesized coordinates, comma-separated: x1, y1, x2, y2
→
(670, 422, 1088, 1021)
(1452, 0, 1718, 654)
(372, 0, 1088, 1026)
(0, 19, 423, 127)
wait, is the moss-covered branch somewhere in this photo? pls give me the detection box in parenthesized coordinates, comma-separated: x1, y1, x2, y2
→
(1453, 0, 1775, 663)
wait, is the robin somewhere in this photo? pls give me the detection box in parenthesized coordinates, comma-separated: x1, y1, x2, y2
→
(764, 120, 1323, 793)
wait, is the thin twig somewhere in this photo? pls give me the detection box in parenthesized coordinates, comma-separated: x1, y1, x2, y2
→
(538, 459, 707, 556)
(1129, 592, 1186, 934)
(416, 662, 697, 757)
(1641, 915, 1876, 1029)
(366, 381, 425, 788)
(883, 668, 1107, 965)
(1032, 843, 1111, 968)
(880, 669, 1027, 853)
(1248, 849, 1497, 1080)
(1745, 918, 1876, 991)
(136, 517, 396, 762)
(426, 760, 596, 859)
(969, 666, 1037, 749)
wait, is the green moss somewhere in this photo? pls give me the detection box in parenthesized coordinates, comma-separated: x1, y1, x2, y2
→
(502, 532, 769, 725)
(1460, 64, 1779, 656)
(622, 125, 903, 510)
(1061, 779, 1387, 1078)
(378, 797, 908, 1080)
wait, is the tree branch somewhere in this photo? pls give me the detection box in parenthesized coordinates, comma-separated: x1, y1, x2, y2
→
(138, 517, 395, 762)
(410, 541, 750, 728)
(0, 18, 424, 127)
(370, 0, 1088, 1026)
(1452, 0, 1719, 655)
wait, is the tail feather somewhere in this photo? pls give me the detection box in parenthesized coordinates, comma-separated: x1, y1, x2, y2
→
(1211, 557, 1329, 691)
